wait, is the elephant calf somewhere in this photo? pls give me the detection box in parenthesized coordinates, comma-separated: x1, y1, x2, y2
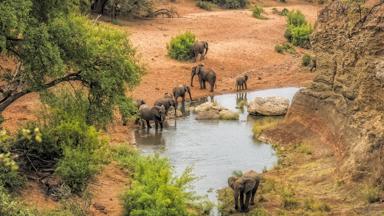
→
(154, 97, 176, 116)
(228, 170, 261, 212)
(138, 104, 166, 130)
(192, 41, 208, 62)
(236, 75, 248, 91)
(191, 64, 216, 92)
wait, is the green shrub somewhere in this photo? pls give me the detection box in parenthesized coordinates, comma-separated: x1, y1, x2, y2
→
(280, 186, 299, 210)
(284, 10, 313, 48)
(252, 5, 265, 19)
(274, 43, 296, 54)
(0, 186, 37, 216)
(213, 0, 249, 9)
(114, 146, 210, 216)
(117, 96, 138, 125)
(287, 10, 307, 27)
(167, 32, 197, 61)
(302, 53, 312, 66)
(0, 152, 25, 192)
(287, 23, 313, 48)
(281, 8, 289, 16)
(363, 186, 381, 203)
(196, 1, 215, 10)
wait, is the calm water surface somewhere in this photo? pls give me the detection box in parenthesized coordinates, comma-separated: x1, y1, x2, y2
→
(134, 87, 299, 213)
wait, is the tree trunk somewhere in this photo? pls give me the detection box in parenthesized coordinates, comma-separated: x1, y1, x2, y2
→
(92, 0, 109, 14)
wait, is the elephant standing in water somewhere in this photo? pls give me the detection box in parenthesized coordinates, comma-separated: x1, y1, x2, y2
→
(228, 170, 261, 212)
(192, 41, 208, 62)
(138, 104, 166, 130)
(173, 84, 192, 108)
(191, 64, 216, 92)
(154, 96, 176, 116)
(236, 75, 248, 91)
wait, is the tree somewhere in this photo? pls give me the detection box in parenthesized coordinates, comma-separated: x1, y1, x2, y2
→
(0, 0, 143, 127)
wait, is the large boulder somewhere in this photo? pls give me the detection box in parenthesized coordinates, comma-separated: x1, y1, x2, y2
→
(193, 101, 226, 113)
(248, 96, 289, 116)
(195, 110, 220, 120)
(193, 101, 239, 120)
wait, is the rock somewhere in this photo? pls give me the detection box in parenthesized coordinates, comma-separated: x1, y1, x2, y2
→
(219, 110, 239, 120)
(248, 96, 289, 116)
(194, 102, 226, 113)
(195, 110, 220, 120)
(93, 202, 106, 211)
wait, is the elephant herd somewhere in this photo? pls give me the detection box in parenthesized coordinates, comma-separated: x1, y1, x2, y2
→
(135, 41, 259, 212)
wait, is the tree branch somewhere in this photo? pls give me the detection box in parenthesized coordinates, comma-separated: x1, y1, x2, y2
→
(0, 71, 88, 112)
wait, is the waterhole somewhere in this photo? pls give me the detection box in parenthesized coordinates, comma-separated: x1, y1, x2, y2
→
(134, 87, 299, 214)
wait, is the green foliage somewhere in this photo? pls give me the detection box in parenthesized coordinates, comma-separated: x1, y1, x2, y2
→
(212, 0, 249, 9)
(280, 8, 289, 16)
(0, 1, 143, 127)
(114, 146, 210, 216)
(302, 53, 312, 66)
(303, 198, 331, 212)
(196, 1, 215, 10)
(284, 10, 313, 48)
(0, 186, 37, 216)
(0, 152, 25, 192)
(274, 43, 296, 54)
(280, 186, 299, 210)
(167, 32, 197, 61)
(252, 5, 265, 19)
(105, 0, 154, 18)
(118, 96, 138, 125)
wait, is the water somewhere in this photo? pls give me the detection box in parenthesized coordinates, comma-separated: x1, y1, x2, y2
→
(134, 87, 300, 214)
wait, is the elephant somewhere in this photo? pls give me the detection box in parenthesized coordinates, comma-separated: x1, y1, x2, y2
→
(173, 84, 192, 108)
(192, 41, 209, 62)
(154, 97, 176, 116)
(236, 75, 248, 91)
(191, 64, 216, 92)
(134, 99, 146, 109)
(228, 170, 261, 212)
(138, 104, 166, 130)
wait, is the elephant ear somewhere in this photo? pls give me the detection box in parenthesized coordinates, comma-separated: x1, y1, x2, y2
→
(228, 176, 238, 190)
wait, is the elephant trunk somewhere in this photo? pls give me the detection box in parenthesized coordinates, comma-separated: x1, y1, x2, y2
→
(204, 42, 209, 56)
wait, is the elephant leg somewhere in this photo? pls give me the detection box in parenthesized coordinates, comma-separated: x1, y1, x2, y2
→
(160, 121, 163, 129)
(199, 80, 203, 89)
(245, 82, 247, 90)
(250, 186, 257, 205)
(243, 191, 252, 212)
(203, 80, 207, 89)
(146, 120, 151, 129)
(234, 191, 239, 210)
(239, 192, 245, 212)
(154, 121, 159, 130)
(210, 82, 214, 92)
(182, 95, 185, 106)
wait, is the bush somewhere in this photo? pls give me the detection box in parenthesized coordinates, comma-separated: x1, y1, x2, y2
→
(284, 10, 313, 48)
(167, 32, 197, 61)
(0, 186, 36, 216)
(287, 10, 307, 27)
(274, 43, 296, 54)
(302, 53, 312, 66)
(213, 0, 249, 9)
(114, 146, 210, 216)
(0, 152, 25, 192)
(252, 5, 265, 19)
(281, 8, 289, 16)
(252, 117, 282, 138)
(196, 1, 215, 10)
(363, 186, 381, 203)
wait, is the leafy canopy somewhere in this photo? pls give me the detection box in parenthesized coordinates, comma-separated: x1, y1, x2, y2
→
(0, 0, 143, 127)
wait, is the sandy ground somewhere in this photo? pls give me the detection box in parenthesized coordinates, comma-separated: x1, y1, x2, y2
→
(1, 0, 321, 214)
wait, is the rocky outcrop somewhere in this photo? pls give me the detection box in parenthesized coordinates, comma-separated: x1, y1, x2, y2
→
(265, 1, 384, 185)
(192, 102, 239, 120)
(248, 96, 289, 116)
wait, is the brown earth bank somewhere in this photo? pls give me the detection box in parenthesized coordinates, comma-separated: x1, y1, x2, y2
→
(258, 0, 384, 214)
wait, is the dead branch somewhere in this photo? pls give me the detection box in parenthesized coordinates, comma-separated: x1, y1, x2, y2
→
(143, 8, 180, 19)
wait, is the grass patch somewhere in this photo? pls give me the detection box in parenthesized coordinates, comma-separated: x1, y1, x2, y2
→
(113, 145, 212, 216)
(274, 42, 296, 54)
(252, 117, 282, 138)
(304, 198, 331, 212)
(252, 5, 266, 19)
(167, 31, 197, 61)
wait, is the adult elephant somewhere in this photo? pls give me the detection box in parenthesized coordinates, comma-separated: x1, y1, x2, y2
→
(173, 85, 192, 108)
(138, 104, 166, 130)
(228, 170, 261, 212)
(191, 64, 216, 92)
(192, 41, 208, 62)
(154, 97, 176, 116)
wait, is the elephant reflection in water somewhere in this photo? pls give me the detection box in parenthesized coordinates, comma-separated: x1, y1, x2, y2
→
(236, 92, 247, 112)
(134, 129, 165, 146)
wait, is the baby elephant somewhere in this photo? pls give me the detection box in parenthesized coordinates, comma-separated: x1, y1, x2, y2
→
(236, 75, 248, 91)
(228, 170, 261, 212)
(192, 41, 208, 62)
